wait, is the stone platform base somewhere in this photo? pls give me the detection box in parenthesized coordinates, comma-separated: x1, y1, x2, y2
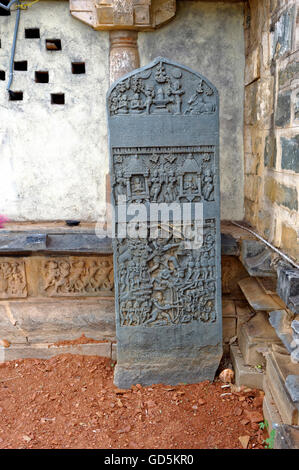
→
(1, 341, 114, 362)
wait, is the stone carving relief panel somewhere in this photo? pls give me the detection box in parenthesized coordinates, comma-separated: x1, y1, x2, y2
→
(0, 259, 27, 299)
(109, 60, 216, 116)
(42, 256, 114, 297)
(112, 146, 215, 204)
(116, 219, 216, 327)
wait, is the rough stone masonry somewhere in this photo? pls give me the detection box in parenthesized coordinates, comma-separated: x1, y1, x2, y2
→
(107, 57, 222, 388)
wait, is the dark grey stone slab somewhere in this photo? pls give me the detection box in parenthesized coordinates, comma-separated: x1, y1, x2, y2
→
(285, 375, 299, 403)
(240, 239, 276, 277)
(272, 6, 295, 60)
(0, 232, 113, 254)
(281, 135, 299, 173)
(275, 91, 291, 127)
(277, 264, 299, 315)
(274, 424, 299, 449)
(221, 233, 239, 256)
(46, 234, 113, 254)
(107, 57, 222, 387)
(0, 233, 47, 251)
(269, 310, 293, 353)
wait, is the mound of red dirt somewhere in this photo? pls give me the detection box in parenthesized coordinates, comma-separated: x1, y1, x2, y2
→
(0, 354, 267, 449)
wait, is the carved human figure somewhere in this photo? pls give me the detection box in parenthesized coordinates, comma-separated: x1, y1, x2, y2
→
(202, 168, 214, 201)
(165, 171, 177, 202)
(144, 86, 155, 114)
(170, 79, 184, 114)
(150, 169, 163, 202)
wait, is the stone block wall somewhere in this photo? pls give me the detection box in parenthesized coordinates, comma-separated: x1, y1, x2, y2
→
(244, 0, 299, 262)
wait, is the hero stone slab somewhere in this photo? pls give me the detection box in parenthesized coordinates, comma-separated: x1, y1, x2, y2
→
(107, 57, 222, 388)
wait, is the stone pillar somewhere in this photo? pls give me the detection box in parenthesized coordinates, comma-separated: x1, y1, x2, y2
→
(107, 30, 140, 211)
(109, 30, 140, 85)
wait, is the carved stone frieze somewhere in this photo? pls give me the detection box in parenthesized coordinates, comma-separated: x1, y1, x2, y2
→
(112, 145, 215, 204)
(109, 59, 216, 116)
(70, 0, 176, 31)
(42, 256, 114, 297)
(0, 259, 27, 299)
(116, 219, 216, 327)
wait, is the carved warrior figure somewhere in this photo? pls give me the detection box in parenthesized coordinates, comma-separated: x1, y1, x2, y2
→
(0, 261, 27, 298)
(116, 220, 217, 327)
(109, 60, 215, 116)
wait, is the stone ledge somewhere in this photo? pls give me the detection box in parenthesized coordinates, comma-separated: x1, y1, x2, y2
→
(230, 343, 264, 390)
(0, 222, 251, 255)
(0, 341, 113, 362)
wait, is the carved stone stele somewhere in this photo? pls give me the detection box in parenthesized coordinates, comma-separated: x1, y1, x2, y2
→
(70, 0, 176, 31)
(108, 57, 222, 388)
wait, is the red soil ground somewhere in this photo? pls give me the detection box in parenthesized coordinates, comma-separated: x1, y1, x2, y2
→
(0, 354, 267, 449)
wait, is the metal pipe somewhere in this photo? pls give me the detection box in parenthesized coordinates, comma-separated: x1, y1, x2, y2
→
(231, 221, 299, 270)
(6, 1, 21, 91)
(0, 0, 18, 10)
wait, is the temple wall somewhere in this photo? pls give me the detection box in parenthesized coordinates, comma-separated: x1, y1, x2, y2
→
(0, 0, 245, 222)
(244, 0, 299, 262)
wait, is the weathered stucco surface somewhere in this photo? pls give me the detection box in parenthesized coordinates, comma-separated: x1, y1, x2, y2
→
(0, 2, 110, 221)
(139, 1, 245, 220)
(0, 1, 244, 221)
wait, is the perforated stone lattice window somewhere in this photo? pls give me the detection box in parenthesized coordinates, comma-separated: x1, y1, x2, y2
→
(35, 71, 49, 83)
(14, 60, 28, 71)
(46, 39, 62, 51)
(72, 62, 86, 74)
(9, 90, 23, 101)
(0, 17, 88, 106)
(51, 93, 65, 105)
(25, 28, 40, 39)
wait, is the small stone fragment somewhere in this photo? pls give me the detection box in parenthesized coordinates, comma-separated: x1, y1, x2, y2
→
(219, 369, 234, 383)
(244, 410, 264, 423)
(0, 339, 10, 348)
(239, 435, 250, 449)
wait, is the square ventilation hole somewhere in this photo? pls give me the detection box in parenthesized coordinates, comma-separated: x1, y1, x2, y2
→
(14, 61, 28, 71)
(25, 28, 40, 39)
(0, 70, 5, 81)
(35, 71, 49, 83)
(72, 62, 86, 74)
(9, 91, 23, 101)
(51, 93, 65, 105)
(46, 39, 62, 51)
(0, 1, 10, 16)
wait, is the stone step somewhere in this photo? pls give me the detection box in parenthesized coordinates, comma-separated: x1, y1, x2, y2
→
(230, 343, 264, 390)
(265, 351, 299, 425)
(239, 311, 283, 366)
(238, 277, 285, 312)
(235, 301, 254, 338)
(263, 376, 283, 433)
(0, 299, 116, 344)
(0, 341, 113, 362)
